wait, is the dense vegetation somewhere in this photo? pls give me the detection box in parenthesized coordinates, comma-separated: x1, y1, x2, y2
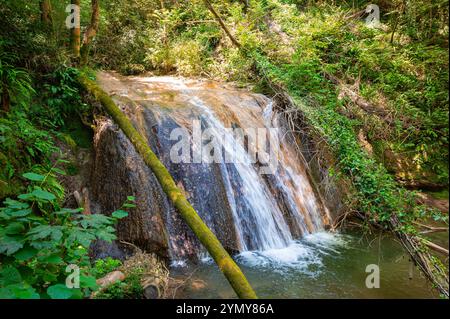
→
(0, 0, 448, 298)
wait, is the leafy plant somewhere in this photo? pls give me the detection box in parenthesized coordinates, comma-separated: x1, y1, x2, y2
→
(0, 41, 35, 111)
(0, 109, 57, 199)
(94, 273, 143, 299)
(38, 67, 89, 128)
(93, 257, 123, 278)
(0, 167, 132, 299)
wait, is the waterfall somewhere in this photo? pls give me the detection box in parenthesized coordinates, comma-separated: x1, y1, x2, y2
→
(95, 72, 331, 263)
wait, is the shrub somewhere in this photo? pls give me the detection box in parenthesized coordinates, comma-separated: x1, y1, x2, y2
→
(0, 168, 134, 299)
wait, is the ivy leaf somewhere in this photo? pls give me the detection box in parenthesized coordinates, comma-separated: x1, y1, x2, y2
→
(80, 214, 113, 229)
(22, 173, 45, 182)
(47, 284, 73, 299)
(54, 208, 82, 215)
(112, 210, 128, 219)
(27, 225, 53, 240)
(27, 225, 63, 242)
(30, 240, 55, 250)
(96, 229, 117, 243)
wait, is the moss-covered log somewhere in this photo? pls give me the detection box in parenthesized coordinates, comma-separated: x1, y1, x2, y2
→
(77, 73, 257, 299)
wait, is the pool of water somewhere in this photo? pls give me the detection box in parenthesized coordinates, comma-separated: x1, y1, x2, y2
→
(171, 230, 442, 298)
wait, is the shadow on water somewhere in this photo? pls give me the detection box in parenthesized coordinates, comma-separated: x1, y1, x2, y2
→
(172, 229, 440, 299)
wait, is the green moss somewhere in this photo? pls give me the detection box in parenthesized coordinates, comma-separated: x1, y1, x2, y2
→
(66, 162, 79, 176)
(60, 134, 77, 151)
(61, 118, 93, 149)
(427, 189, 450, 200)
(94, 273, 144, 299)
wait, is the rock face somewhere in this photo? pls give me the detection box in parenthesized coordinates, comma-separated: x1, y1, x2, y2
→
(91, 118, 171, 258)
(91, 110, 239, 260)
(89, 72, 338, 261)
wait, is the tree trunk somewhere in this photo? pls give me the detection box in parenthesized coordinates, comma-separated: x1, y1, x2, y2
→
(40, 0, 53, 27)
(203, 0, 242, 48)
(1, 90, 10, 113)
(241, 0, 249, 13)
(70, 0, 81, 58)
(81, 0, 100, 65)
(77, 73, 257, 299)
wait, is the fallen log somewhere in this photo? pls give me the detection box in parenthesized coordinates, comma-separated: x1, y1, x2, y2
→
(77, 73, 257, 299)
(390, 215, 449, 297)
(422, 238, 449, 256)
(325, 73, 394, 122)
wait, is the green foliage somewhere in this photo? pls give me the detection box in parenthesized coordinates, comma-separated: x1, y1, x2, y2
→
(94, 273, 143, 299)
(0, 167, 131, 299)
(93, 257, 123, 278)
(0, 41, 35, 110)
(0, 110, 58, 199)
(35, 67, 90, 128)
(0, 0, 447, 297)
(0, 1, 69, 73)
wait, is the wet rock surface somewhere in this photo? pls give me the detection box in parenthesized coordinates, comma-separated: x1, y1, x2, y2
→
(90, 72, 337, 261)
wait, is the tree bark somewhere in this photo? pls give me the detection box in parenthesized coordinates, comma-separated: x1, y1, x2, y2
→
(203, 0, 242, 48)
(390, 215, 449, 297)
(70, 0, 81, 58)
(77, 73, 257, 299)
(40, 0, 53, 27)
(81, 0, 100, 65)
(1, 90, 10, 113)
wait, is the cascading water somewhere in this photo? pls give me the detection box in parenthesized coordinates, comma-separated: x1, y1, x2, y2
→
(95, 72, 332, 264)
(189, 96, 293, 252)
(91, 72, 439, 298)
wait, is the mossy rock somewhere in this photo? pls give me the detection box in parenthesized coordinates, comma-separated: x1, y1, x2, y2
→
(60, 134, 78, 151)
(94, 273, 144, 299)
(60, 118, 93, 149)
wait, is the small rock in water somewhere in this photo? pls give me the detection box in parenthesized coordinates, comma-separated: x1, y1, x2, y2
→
(190, 279, 207, 290)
